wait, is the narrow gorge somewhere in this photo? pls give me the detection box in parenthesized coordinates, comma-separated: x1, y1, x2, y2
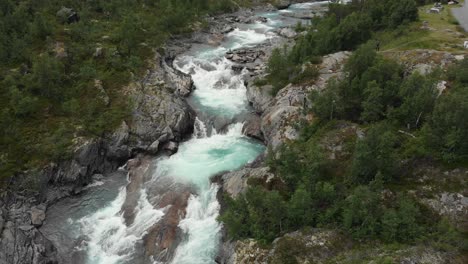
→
(5, 2, 326, 264)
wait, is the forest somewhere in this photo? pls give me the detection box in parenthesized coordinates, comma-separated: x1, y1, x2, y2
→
(220, 0, 468, 256)
(0, 0, 251, 183)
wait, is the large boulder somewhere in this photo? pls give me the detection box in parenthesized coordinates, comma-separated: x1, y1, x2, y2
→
(121, 156, 192, 262)
(277, 27, 298, 38)
(261, 84, 309, 149)
(260, 51, 350, 150)
(30, 205, 46, 227)
(242, 114, 264, 142)
(274, 0, 292, 9)
(221, 167, 275, 198)
(246, 81, 274, 113)
(124, 53, 195, 152)
(225, 48, 266, 64)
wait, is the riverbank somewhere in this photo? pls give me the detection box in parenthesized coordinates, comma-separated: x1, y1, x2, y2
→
(0, 1, 321, 263)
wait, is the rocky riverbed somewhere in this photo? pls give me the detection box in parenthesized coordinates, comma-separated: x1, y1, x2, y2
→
(0, 1, 326, 264)
(3, 1, 466, 263)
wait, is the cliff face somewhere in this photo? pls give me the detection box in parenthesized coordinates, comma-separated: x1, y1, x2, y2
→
(0, 49, 195, 264)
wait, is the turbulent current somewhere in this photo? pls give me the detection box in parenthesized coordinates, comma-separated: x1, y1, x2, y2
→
(40, 2, 319, 264)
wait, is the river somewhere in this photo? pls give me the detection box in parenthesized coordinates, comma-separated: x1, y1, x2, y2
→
(40, 2, 323, 263)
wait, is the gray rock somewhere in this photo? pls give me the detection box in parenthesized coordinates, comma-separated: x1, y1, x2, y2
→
(277, 27, 297, 38)
(161, 58, 194, 97)
(225, 48, 266, 64)
(106, 121, 131, 161)
(0, 213, 4, 233)
(246, 81, 274, 113)
(1, 220, 58, 264)
(274, 0, 291, 9)
(261, 84, 306, 149)
(221, 26, 234, 34)
(18, 225, 34, 232)
(423, 192, 468, 231)
(128, 53, 195, 151)
(163, 141, 179, 155)
(30, 205, 46, 227)
(222, 167, 274, 198)
(259, 51, 350, 150)
(147, 140, 160, 154)
(242, 114, 264, 142)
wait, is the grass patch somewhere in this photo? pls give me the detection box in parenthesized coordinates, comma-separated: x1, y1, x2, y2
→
(380, 3, 468, 52)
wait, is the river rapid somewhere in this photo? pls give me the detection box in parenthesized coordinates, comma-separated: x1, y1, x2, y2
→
(41, 2, 324, 264)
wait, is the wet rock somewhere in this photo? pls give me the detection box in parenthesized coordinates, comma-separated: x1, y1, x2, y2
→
(145, 188, 190, 262)
(225, 48, 266, 64)
(137, 167, 193, 262)
(161, 57, 194, 97)
(126, 53, 195, 151)
(30, 205, 46, 227)
(147, 140, 160, 154)
(163, 141, 179, 155)
(242, 114, 264, 142)
(231, 64, 244, 74)
(121, 156, 151, 226)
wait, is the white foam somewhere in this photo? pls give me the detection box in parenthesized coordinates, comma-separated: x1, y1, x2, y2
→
(152, 123, 262, 189)
(171, 185, 221, 264)
(193, 117, 208, 139)
(289, 1, 329, 10)
(227, 28, 273, 49)
(176, 57, 248, 116)
(79, 188, 164, 264)
(82, 180, 104, 190)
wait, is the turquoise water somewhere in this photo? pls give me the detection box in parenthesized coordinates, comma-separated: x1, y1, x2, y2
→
(50, 2, 321, 263)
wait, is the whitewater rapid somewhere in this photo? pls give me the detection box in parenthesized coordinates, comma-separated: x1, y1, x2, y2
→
(77, 25, 271, 264)
(47, 2, 321, 263)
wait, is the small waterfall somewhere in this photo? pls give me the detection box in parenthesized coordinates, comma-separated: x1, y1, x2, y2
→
(193, 117, 208, 138)
(78, 186, 164, 264)
(170, 185, 221, 264)
(47, 2, 315, 263)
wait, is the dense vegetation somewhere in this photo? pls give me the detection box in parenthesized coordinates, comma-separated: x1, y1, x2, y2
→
(0, 0, 268, 183)
(265, 0, 420, 94)
(221, 0, 468, 253)
(222, 45, 468, 247)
